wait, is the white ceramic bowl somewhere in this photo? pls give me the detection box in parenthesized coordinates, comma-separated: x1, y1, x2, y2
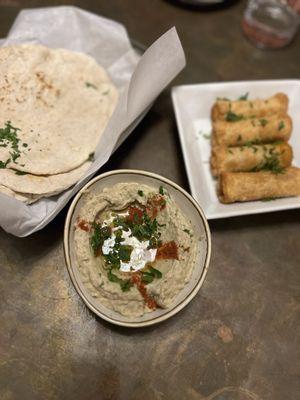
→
(64, 169, 211, 327)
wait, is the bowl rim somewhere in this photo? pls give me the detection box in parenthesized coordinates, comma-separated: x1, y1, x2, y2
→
(63, 169, 211, 328)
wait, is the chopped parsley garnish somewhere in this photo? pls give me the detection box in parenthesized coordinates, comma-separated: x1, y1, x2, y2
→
(243, 139, 262, 147)
(259, 119, 268, 127)
(141, 273, 154, 283)
(226, 112, 244, 122)
(138, 190, 144, 197)
(242, 139, 262, 153)
(142, 266, 162, 284)
(159, 185, 165, 195)
(278, 121, 285, 131)
(107, 270, 133, 292)
(183, 229, 190, 234)
(0, 121, 25, 168)
(118, 245, 133, 262)
(12, 169, 28, 175)
(128, 213, 161, 247)
(0, 159, 10, 169)
(90, 223, 111, 256)
(88, 152, 95, 161)
(238, 92, 249, 101)
(203, 133, 211, 140)
(90, 196, 168, 292)
(0, 122, 30, 169)
(237, 134, 243, 142)
(261, 197, 277, 202)
(252, 152, 284, 174)
(85, 82, 98, 89)
(10, 151, 20, 162)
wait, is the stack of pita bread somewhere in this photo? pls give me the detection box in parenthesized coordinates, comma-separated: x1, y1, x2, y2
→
(0, 44, 118, 204)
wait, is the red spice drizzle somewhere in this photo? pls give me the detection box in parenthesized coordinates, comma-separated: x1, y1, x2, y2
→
(156, 241, 179, 260)
(77, 218, 90, 232)
(146, 194, 166, 219)
(127, 206, 144, 223)
(131, 273, 157, 310)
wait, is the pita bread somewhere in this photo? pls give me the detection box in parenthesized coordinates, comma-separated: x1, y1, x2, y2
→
(0, 44, 118, 175)
(0, 185, 42, 204)
(0, 161, 91, 195)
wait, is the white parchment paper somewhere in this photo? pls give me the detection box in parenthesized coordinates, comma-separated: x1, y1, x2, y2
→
(0, 6, 186, 237)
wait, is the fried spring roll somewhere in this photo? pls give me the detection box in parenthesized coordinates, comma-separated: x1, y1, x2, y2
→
(212, 93, 288, 121)
(212, 114, 292, 146)
(211, 143, 293, 177)
(218, 167, 300, 203)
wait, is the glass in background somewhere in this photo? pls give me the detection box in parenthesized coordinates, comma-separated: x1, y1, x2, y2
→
(242, 0, 300, 49)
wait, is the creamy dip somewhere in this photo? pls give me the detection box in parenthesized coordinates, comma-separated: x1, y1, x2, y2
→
(74, 182, 199, 317)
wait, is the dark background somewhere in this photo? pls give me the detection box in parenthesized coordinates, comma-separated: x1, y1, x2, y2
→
(0, 1, 299, 399)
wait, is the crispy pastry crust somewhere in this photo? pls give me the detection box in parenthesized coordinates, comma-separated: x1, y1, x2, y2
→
(218, 167, 300, 203)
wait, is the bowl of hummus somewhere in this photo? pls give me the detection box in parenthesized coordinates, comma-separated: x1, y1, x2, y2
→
(64, 170, 211, 327)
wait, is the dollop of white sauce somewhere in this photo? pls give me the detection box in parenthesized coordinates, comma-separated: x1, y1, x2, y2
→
(102, 227, 157, 272)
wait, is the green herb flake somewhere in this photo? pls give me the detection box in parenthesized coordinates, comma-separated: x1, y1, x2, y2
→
(149, 266, 162, 279)
(107, 270, 133, 292)
(12, 169, 28, 175)
(107, 269, 119, 283)
(138, 190, 144, 197)
(278, 121, 285, 131)
(10, 151, 20, 162)
(203, 133, 211, 140)
(159, 185, 164, 195)
(225, 111, 244, 122)
(252, 152, 285, 174)
(22, 143, 28, 147)
(85, 82, 98, 90)
(142, 273, 154, 284)
(90, 223, 111, 256)
(88, 152, 95, 161)
(118, 245, 133, 262)
(217, 97, 230, 101)
(0, 121, 23, 168)
(0, 159, 10, 169)
(142, 266, 162, 284)
(238, 92, 249, 101)
(120, 279, 133, 292)
(260, 119, 268, 127)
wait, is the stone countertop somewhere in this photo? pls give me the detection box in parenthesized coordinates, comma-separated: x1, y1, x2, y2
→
(0, 1, 299, 399)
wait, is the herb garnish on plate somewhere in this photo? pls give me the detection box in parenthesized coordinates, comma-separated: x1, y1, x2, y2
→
(225, 111, 244, 122)
(0, 121, 30, 169)
(90, 190, 169, 292)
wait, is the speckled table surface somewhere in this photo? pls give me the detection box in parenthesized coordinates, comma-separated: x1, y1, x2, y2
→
(0, 1, 299, 399)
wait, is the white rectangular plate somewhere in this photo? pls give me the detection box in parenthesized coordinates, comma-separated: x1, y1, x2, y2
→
(172, 80, 300, 219)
